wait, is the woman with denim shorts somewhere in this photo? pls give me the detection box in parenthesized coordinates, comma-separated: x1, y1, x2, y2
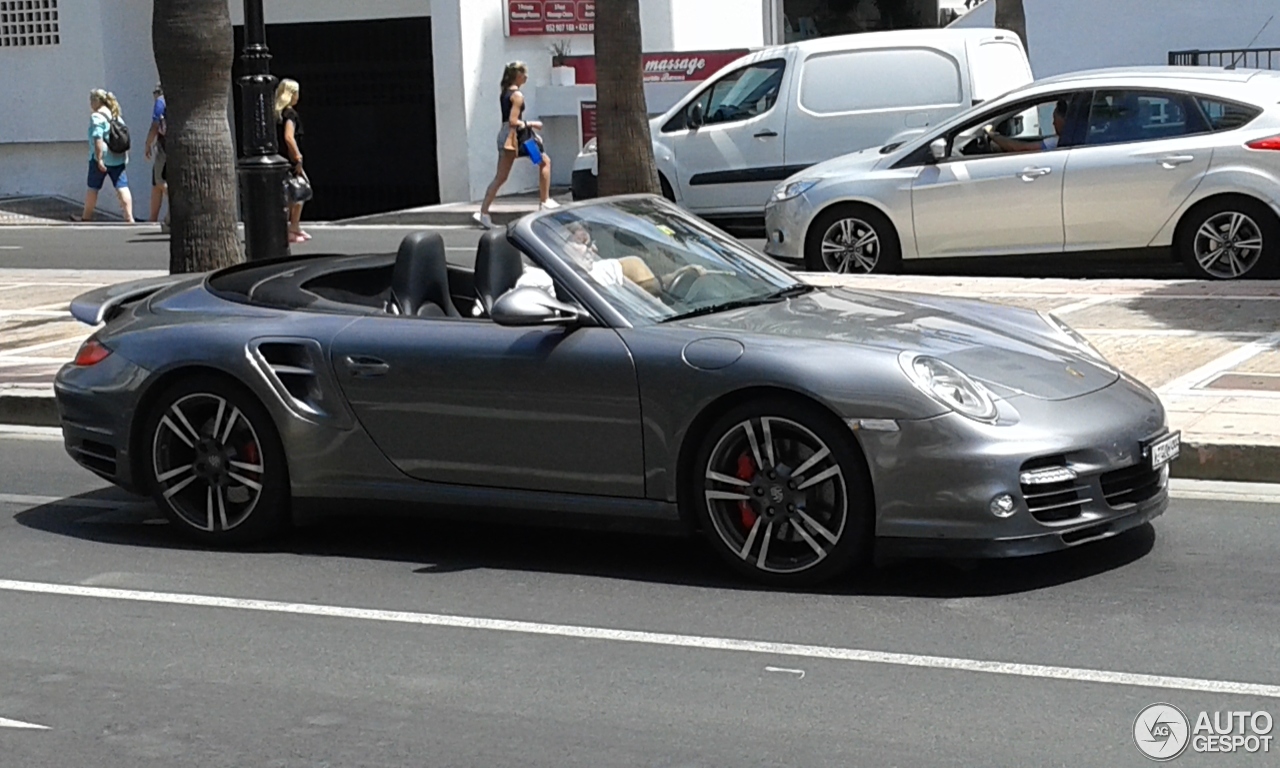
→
(79, 89, 134, 223)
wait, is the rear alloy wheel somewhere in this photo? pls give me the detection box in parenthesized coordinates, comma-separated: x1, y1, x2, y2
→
(1177, 197, 1278, 280)
(691, 399, 873, 587)
(145, 378, 289, 545)
(805, 204, 901, 275)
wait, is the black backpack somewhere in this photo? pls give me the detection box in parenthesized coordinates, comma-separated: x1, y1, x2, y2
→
(106, 117, 131, 154)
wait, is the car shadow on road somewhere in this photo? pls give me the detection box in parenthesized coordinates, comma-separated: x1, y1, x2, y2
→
(14, 489, 1157, 599)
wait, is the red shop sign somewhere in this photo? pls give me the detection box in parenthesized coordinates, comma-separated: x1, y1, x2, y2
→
(580, 101, 598, 144)
(559, 50, 750, 85)
(508, 0, 595, 36)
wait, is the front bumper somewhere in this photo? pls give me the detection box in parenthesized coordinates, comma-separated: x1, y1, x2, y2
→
(763, 194, 817, 262)
(53, 354, 151, 494)
(856, 376, 1172, 558)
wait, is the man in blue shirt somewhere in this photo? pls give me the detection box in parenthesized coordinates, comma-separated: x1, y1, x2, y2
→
(144, 83, 169, 231)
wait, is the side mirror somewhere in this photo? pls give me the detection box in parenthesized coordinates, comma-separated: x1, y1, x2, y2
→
(688, 102, 706, 129)
(490, 287, 590, 328)
(929, 138, 949, 162)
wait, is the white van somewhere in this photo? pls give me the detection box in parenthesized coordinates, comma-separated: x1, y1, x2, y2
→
(571, 28, 1032, 225)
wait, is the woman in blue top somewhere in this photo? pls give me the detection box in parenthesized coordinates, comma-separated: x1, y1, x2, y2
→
(79, 89, 134, 222)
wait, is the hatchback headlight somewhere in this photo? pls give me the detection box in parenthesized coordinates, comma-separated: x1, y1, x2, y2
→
(581, 137, 597, 155)
(1039, 311, 1112, 367)
(900, 352, 998, 422)
(772, 179, 818, 202)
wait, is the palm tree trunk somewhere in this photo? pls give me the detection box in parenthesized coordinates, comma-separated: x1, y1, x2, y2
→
(153, 0, 242, 274)
(593, 0, 661, 197)
(995, 0, 1029, 56)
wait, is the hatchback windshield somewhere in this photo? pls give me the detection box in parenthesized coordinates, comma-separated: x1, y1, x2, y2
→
(530, 198, 808, 324)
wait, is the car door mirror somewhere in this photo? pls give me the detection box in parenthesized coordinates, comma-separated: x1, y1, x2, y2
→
(688, 102, 706, 129)
(490, 287, 590, 328)
(929, 138, 949, 162)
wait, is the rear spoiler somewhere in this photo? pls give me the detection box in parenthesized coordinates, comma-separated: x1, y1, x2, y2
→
(70, 275, 191, 326)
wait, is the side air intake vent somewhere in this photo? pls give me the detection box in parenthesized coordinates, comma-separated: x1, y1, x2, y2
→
(258, 343, 322, 406)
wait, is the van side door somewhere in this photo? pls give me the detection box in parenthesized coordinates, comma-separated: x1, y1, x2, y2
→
(785, 46, 967, 172)
(661, 57, 791, 215)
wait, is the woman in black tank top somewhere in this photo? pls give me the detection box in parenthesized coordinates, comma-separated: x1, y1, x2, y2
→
(475, 61, 559, 229)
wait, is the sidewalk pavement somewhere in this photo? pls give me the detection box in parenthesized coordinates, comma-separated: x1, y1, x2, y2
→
(0, 195, 123, 225)
(4, 267, 1280, 483)
(338, 189, 571, 227)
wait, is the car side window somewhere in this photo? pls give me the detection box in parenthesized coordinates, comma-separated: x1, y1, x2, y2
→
(1194, 96, 1263, 132)
(663, 60, 785, 132)
(1083, 90, 1206, 146)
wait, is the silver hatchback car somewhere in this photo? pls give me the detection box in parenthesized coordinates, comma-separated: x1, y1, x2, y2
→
(764, 66, 1280, 280)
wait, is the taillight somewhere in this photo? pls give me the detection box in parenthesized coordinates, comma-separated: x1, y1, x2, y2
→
(1246, 136, 1280, 150)
(73, 339, 111, 366)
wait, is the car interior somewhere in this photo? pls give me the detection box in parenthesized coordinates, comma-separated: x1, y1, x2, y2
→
(207, 230, 553, 321)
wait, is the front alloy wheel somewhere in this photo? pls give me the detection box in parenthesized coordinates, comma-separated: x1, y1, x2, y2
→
(804, 204, 901, 275)
(693, 401, 872, 586)
(146, 379, 288, 544)
(820, 218, 882, 273)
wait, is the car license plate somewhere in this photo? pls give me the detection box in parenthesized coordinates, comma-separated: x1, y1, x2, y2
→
(1146, 432, 1181, 469)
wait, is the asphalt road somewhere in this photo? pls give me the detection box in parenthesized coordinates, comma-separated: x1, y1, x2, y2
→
(2, 428, 1280, 766)
(0, 223, 1192, 279)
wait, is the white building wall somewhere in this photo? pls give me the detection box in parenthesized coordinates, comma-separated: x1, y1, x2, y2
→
(2, 0, 770, 213)
(954, 0, 1280, 78)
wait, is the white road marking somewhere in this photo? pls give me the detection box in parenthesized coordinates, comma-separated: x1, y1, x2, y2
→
(1, 578, 1279, 699)
(0, 494, 124, 509)
(0, 424, 62, 438)
(765, 666, 806, 678)
(0, 716, 49, 730)
(1169, 479, 1280, 504)
(0, 245, 22, 250)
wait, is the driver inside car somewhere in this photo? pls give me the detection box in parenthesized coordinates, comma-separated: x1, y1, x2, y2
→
(984, 98, 1068, 154)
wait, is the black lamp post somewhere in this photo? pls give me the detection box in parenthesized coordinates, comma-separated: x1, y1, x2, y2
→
(236, 0, 290, 260)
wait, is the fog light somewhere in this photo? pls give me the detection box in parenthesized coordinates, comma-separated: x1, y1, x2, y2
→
(989, 493, 1017, 518)
(1158, 464, 1170, 489)
(1019, 466, 1077, 486)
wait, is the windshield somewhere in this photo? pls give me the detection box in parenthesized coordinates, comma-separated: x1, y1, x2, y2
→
(529, 198, 805, 325)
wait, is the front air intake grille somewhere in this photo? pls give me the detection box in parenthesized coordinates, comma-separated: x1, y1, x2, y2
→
(1101, 463, 1163, 507)
(1020, 456, 1090, 523)
(73, 438, 117, 476)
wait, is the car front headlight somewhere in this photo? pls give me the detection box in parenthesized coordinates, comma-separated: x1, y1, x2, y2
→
(1039, 311, 1112, 367)
(581, 137, 597, 155)
(900, 352, 998, 422)
(772, 179, 818, 203)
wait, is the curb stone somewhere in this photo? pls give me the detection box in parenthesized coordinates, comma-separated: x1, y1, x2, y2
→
(2, 390, 1275, 485)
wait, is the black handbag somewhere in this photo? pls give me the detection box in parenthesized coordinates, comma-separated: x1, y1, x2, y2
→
(284, 170, 313, 204)
(516, 126, 543, 158)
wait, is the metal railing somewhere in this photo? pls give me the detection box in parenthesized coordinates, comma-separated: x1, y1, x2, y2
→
(1169, 48, 1280, 70)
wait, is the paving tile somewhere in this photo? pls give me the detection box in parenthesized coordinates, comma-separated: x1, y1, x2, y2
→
(1232, 349, 1280, 374)
(0, 283, 100, 311)
(1064, 298, 1280, 334)
(1180, 411, 1280, 444)
(0, 317, 90, 352)
(1086, 335, 1244, 389)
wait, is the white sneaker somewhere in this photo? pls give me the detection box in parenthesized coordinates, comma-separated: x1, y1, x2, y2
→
(472, 212, 493, 229)
(540, 198, 561, 210)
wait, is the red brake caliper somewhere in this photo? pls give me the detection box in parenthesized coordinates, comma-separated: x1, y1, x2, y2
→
(242, 442, 260, 475)
(736, 453, 757, 529)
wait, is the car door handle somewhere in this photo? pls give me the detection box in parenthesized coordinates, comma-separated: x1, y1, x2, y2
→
(343, 355, 390, 378)
(1158, 154, 1196, 168)
(754, 130, 779, 138)
(1018, 167, 1053, 181)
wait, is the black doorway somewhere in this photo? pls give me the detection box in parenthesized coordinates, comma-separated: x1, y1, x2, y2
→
(233, 16, 439, 221)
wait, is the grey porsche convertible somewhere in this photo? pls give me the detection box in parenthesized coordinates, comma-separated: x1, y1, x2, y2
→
(55, 195, 1178, 586)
